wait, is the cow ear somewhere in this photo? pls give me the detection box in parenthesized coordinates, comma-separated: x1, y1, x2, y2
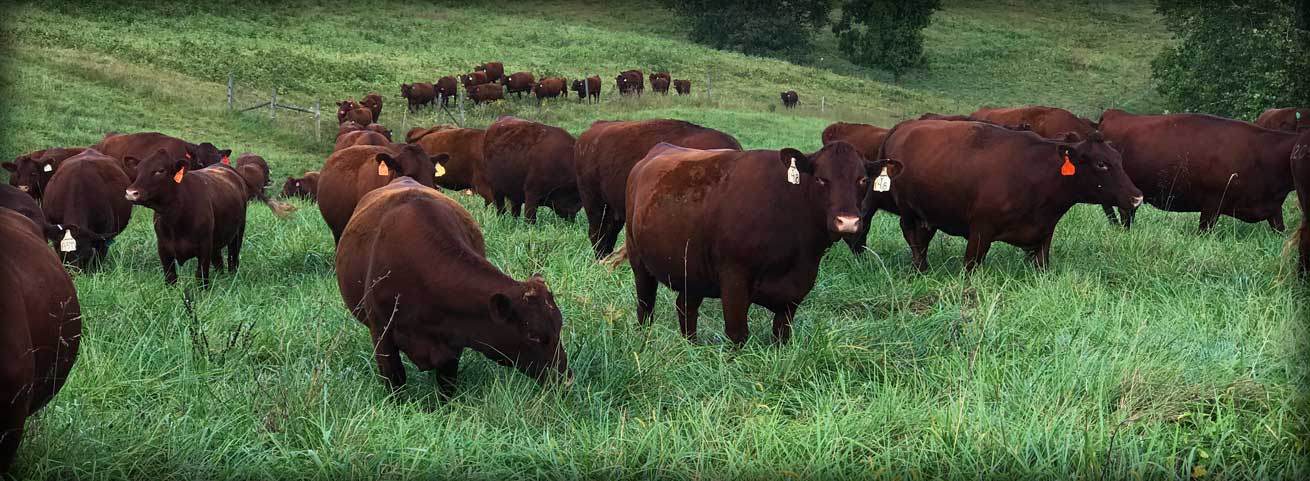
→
(780, 148, 813, 174)
(123, 156, 142, 170)
(220, 149, 232, 158)
(2, 162, 15, 172)
(431, 153, 451, 166)
(375, 153, 401, 175)
(489, 292, 514, 324)
(882, 160, 905, 177)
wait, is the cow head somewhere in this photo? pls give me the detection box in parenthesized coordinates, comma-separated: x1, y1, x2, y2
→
(781, 141, 874, 236)
(3, 153, 55, 198)
(374, 144, 446, 187)
(48, 223, 110, 269)
(548, 188, 583, 220)
(125, 149, 187, 207)
(280, 176, 302, 198)
(189, 142, 231, 168)
(337, 99, 358, 120)
(1059, 131, 1142, 211)
(480, 274, 569, 384)
(399, 84, 413, 99)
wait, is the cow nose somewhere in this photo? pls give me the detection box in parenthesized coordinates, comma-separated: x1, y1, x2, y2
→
(834, 215, 860, 234)
(125, 189, 139, 201)
(1131, 196, 1143, 208)
(17, 185, 28, 192)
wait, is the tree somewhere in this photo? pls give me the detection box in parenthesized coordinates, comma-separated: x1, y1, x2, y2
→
(657, 0, 832, 61)
(831, 0, 942, 83)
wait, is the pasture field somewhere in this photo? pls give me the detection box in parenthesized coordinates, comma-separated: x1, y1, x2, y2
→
(1, 1, 1306, 479)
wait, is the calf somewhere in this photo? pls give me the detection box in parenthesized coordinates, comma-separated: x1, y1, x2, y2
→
(1292, 129, 1310, 275)
(651, 77, 670, 95)
(280, 171, 320, 201)
(1256, 107, 1310, 132)
(502, 72, 536, 98)
(649, 72, 670, 85)
(336, 178, 568, 396)
(400, 83, 437, 112)
(0, 209, 82, 473)
(533, 77, 568, 103)
(626, 142, 875, 344)
(575, 119, 742, 258)
(3, 147, 87, 200)
(482, 116, 581, 222)
(414, 127, 494, 205)
(334, 130, 392, 152)
(42, 150, 133, 268)
(616, 70, 644, 96)
(572, 76, 602, 103)
(435, 76, 458, 107)
(342, 106, 373, 126)
(1099, 109, 1299, 231)
(468, 83, 505, 105)
(359, 93, 383, 123)
(474, 61, 505, 83)
(124, 150, 250, 286)
(781, 91, 799, 109)
(673, 79, 691, 95)
(93, 132, 229, 177)
(318, 144, 446, 243)
(882, 120, 1142, 271)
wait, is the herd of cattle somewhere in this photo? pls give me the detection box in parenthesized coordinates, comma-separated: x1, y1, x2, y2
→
(3, 72, 1309, 470)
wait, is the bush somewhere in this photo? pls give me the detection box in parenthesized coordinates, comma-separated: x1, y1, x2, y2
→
(831, 0, 942, 83)
(656, 0, 832, 61)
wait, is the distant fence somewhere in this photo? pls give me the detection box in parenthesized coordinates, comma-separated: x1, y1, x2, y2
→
(227, 73, 324, 141)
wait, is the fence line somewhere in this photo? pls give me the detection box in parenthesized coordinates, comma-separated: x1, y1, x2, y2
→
(228, 73, 323, 141)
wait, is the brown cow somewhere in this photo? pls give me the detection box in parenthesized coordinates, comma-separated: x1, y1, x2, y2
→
(474, 61, 505, 83)
(360, 93, 383, 123)
(124, 150, 249, 287)
(970, 106, 1097, 141)
(673, 79, 691, 95)
(343, 106, 373, 126)
(234, 154, 283, 210)
(0, 184, 50, 234)
(1256, 107, 1310, 132)
(502, 72, 536, 98)
(468, 83, 505, 105)
(400, 83, 436, 112)
(616, 70, 644, 96)
(1291, 129, 1310, 275)
(821, 122, 892, 253)
(317, 144, 446, 243)
(533, 77, 568, 103)
(781, 91, 799, 109)
(651, 77, 670, 95)
(1099, 109, 1299, 231)
(649, 72, 671, 85)
(881, 120, 1142, 271)
(365, 123, 392, 141)
(93, 132, 230, 177)
(336, 178, 568, 396)
(405, 124, 455, 143)
(435, 76, 459, 107)
(42, 149, 133, 268)
(575, 119, 742, 258)
(482, 116, 581, 222)
(334, 130, 392, 152)
(280, 171, 320, 201)
(918, 113, 972, 121)
(0, 209, 82, 473)
(336, 99, 360, 123)
(572, 76, 602, 103)
(626, 142, 876, 344)
(414, 127, 494, 204)
(3, 147, 87, 201)
(337, 121, 367, 138)
(460, 71, 490, 89)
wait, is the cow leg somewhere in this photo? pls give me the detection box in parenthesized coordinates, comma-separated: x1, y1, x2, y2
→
(900, 215, 935, 272)
(228, 223, 245, 274)
(493, 193, 507, 215)
(675, 292, 703, 342)
(523, 190, 541, 224)
(210, 246, 225, 273)
(632, 257, 658, 327)
(963, 232, 994, 272)
(1101, 204, 1121, 226)
(434, 350, 462, 399)
(770, 302, 799, 344)
(159, 247, 178, 285)
(0, 402, 26, 473)
(1299, 223, 1309, 277)
(0, 352, 33, 473)
(368, 319, 406, 394)
(598, 214, 624, 259)
(510, 200, 522, 218)
(1198, 204, 1221, 232)
(1268, 210, 1286, 233)
(1027, 234, 1054, 270)
(719, 271, 752, 345)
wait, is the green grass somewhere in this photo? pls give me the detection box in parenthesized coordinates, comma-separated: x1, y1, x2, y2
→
(2, 1, 1307, 479)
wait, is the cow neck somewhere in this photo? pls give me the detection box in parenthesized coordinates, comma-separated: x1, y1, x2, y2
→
(427, 245, 521, 349)
(1040, 146, 1088, 217)
(150, 175, 196, 223)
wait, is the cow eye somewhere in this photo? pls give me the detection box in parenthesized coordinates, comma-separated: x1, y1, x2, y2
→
(155, 169, 166, 175)
(1095, 162, 1108, 171)
(815, 178, 827, 186)
(858, 177, 869, 186)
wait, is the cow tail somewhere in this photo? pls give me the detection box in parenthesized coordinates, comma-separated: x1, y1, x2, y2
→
(257, 189, 297, 219)
(599, 243, 629, 271)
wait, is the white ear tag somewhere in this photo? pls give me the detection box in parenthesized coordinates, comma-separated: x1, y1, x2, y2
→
(59, 230, 77, 252)
(786, 158, 800, 185)
(43, 164, 53, 173)
(873, 166, 891, 192)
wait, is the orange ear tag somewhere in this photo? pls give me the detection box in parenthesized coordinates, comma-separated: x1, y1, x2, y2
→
(377, 162, 391, 176)
(173, 167, 186, 184)
(221, 156, 230, 165)
(1060, 154, 1075, 176)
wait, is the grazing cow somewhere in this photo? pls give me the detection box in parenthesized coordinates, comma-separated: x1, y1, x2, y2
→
(482, 116, 581, 222)
(93, 132, 230, 177)
(575, 119, 742, 258)
(474, 61, 505, 83)
(124, 150, 248, 287)
(234, 154, 277, 204)
(405, 125, 455, 143)
(365, 123, 392, 141)
(336, 99, 361, 123)
(468, 83, 505, 105)
(1256, 107, 1310, 132)
(280, 171, 320, 201)
(3, 147, 87, 200)
(317, 144, 446, 244)
(360, 93, 383, 123)
(42, 150, 133, 268)
(572, 76, 602, 103)
(673, 79, 691, 95)
(970, 106, 1097, 141)
(533, 77, 568, 103)
(0, 209, 82, 473)
(881, 120, 1142, 271)
(1099, 109, 1299, 231)
(400, 83, 437, 112)
(781, 91, 799, 109)
(336, 178, 568, 396)
(502, 72, 536, 98)
(414, 128, 494, 205)
(435, 76, 459, 107)
(1291, 129, 1310, 275)
(460, 71, 490, 89)
(651, 77, 670, 95)
(334, 130, 392, 152)
(616, 70, 644, 96)
(626, 142, 876, 344)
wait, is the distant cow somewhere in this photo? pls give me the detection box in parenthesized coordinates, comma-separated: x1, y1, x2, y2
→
(0, 209, 82, 473)
(318, 144, 446, 243)
(575, 119, 742, 258)
(651, 77, 670, 95)
(474, 61, 505, 83)
(482, 116, 581, 222)
(1291, 129, 1310, 275)
(461, 71, 490, 89)
(3, 147, 87, 200)
(616, 70, 644, 96)
(413, 127, 494, 204)
(1099, 109, 1299, 231)
(435, 76, 459, 107)
(280, 171, 320, 201)
(533, 77, 568, 103)
(468, 83, 505, 105)
(1256, 107, 1310, 132)
(336, 99, 361, 123)
(503, 72, 536, 98)
(124, 150, 249, 287)
(42, 149, 133, 268)
(970, 106, 1097, 141)
(334, 130, 392, 152)
(880, 120, 1142, 271)
(360, 93, 383, 123)
(626, 142, 876, 344)
(400, 83, 437, 112)
(337, 121, 367, 138)
(781, 91, 799, 109)
(336, 178, 568, 396)
(673, 79, 691, 95)
(572, 76, 602, 103)
(365, 123, 392, 141)
(93, 132, 230, 177)
(649, 72, 670, 84)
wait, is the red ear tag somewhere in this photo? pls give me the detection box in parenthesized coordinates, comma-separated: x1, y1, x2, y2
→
(1061, 154, 1075, 176)
(221, 156, 230, 165)
(173, 167, 186, 184)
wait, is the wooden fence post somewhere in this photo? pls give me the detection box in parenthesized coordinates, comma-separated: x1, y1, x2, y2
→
(270, 88, 277, 120)
(706, 73, 712, 101)
(583, 74, 590, 103)
(227, 73, 234, 111)
(313, 100, 321, 142)
(457, 90, 465, 125)
(821, 96, 825, 113)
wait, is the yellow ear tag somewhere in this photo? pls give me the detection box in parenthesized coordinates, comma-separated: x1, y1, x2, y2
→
(786, 158, 800, 184)
(435, 163, 447, 177)
(1060, 154, 1075, 176)
(873, 166, 891, 192)
(377, 162, 391, 177)
(59, 230, 77, 252)
(173, 167, 186, 184)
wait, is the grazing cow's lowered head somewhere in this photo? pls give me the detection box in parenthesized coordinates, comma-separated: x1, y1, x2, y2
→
(484, 274, 569, 382)
(1057, 131, 1142, 211)
(782, 141, 884, 236)
(3, 154, 54, 197)
(124, 149, 189, 207)
(188, 142, 231, 168)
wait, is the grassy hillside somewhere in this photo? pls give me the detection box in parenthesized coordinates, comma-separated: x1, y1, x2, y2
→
(2, 1, 1307, 479)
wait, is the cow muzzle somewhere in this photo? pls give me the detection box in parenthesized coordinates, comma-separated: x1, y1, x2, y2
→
(17, 185, 29, 192)
(1131, 196, 1143, 208)
(125, 189, 141, 202)
(834, 215, 860, 234)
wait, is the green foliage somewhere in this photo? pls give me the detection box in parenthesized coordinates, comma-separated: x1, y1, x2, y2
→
(1151, 0, 1310, 118)
(832, 0, 942, 82)
(656, 0, 832, 61)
